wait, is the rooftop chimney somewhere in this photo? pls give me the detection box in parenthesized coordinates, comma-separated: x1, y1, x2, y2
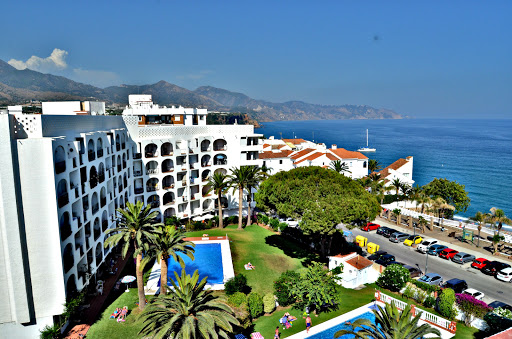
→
(332, 144, 337, 149)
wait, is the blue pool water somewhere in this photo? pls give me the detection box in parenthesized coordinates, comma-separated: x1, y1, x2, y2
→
(160, 243, 224, 286)
(308, 312, 376, 339)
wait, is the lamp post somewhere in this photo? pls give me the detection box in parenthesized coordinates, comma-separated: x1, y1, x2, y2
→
(417, 251, 429, 276)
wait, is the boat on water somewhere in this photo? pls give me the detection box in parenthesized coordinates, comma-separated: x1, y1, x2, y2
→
(357, 129, 376, 152)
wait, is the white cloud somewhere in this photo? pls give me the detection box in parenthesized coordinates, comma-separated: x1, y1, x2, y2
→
(176, 70, 213, 80)
(8, 48, 68, 73)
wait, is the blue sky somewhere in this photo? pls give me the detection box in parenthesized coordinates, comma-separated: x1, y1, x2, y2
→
(1, 1, 511, 118)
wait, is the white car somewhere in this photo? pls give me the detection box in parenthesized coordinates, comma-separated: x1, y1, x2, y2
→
(279, 217, 299, 228)
(417, 239, 439, 253)
(497, 267, 512, 283)
(463, 288, 485, 300)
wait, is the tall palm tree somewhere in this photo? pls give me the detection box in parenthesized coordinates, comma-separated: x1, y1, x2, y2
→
(104, 201, 162, 310)
(208, 172, 229, 228)
(335, 302, 441, 339)
(368, 159, 382, 174)
(418, 215, 428, 233)
(488, 207, 511, 236)
(329, 160, 351, 175)
(470, 211, 486, 248)
(142, 226, 195, 296)
(245, 166, 264, 227)
(139, 269, 239, 338)
(228, 166, 253, 230)
(391, 178, 402, 195)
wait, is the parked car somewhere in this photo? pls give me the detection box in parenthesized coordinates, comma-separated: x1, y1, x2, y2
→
(368, 250, 388, 261)
(427, 244, 448, 256)
(497, 267, 512, 283)
(463, 288, 485, 301)
(404, 235, 422, 246)
(439, 248, 459, 260)
(418, 273, 443, 286)
(363, 222, 381, 232)
(377, 226, 392, 236)
(389, 233, 409, 243)
(403, 265, 423, 278)
(417, 239, 439, 253)
(279, 217, 299, 228)
(482, 261, 511, 276)
(452, 252, 476, 264)
(375, 254, 396, 266)
(489, 301, 512, 311)
(443, 278, 468, 293)
(471, 258, 490, 270)
(381, 227, 397, 238)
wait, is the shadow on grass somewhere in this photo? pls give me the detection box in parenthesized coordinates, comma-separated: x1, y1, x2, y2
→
(264, 234, 320, 267)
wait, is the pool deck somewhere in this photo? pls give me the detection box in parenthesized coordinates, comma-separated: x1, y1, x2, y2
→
(145, 236, 235, 294)
(286, 301, 455, 339)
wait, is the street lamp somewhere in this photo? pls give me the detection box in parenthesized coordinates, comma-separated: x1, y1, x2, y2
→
(417, 251, 429, 276)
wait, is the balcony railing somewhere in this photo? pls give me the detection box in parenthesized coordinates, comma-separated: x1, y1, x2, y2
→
(162, 167, 174, 173)
(147, 168, 159, 175)
(201, 147, 211, 152)
(146, 186, 158, 192)
(162, 151, 173, 157)
(164, 200, 175, 206)
(134, 187, 144, 194)
(55, 161, 66, 174)
(58, 193, 69, 208)
(201, 162, 211, 167)
(213, 146, 227, 151)
(214, 160, 227, 165)
(145, 152, 158, 158)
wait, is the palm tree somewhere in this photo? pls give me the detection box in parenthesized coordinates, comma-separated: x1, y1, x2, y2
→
(368, 159, 382, 174)
(329, 160, 351, 175)
(335, 302, 441, 339)
(104, 201, 162, 310)
(142, 226, 195, 296)
(208, 172, 229, 229)
(470, 211, 486, 248)
(245, 166, 264, 226)
(228, 166, 253, 230)
(418, 215, 428, 233)
(391, 178, 402, 195)
(139, 269, 239, 338)
(488, 207, 511, 236)
(492, 234, 505, 255)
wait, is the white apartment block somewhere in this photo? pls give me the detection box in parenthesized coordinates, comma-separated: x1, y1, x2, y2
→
(377, 156, 415, 192)
(0, 95, 261, 337)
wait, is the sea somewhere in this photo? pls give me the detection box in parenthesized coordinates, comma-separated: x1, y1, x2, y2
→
(255, 119, 512, 219)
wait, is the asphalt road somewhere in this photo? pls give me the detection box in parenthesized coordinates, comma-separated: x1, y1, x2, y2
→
(350, 228, 512, 305)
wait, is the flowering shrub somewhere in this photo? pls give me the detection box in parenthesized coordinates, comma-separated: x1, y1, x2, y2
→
(492, 307, 512, 319)
(377, 264, 410, 292)
(455, 293, 492, 325)
(484, 307, 512, 334)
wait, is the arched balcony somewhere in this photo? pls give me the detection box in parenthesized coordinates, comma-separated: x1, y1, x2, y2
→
(145, 143, 158, 158)
(202, 185, 212, 198)
(214, 154, 227, 166)
(91, 192, 99, 215)
(63, 243, 74, 273)
(90, 166, 98, 189)
(146, 178, 159, 192)
(163, 175, 175, 189)
(164, 207, 176, 219)
(118, 175, 123, 192)
(201, 155, 211, 167)
(119, 194, 125, 209)
(123, 172, 128, 188)
(163, 192, 175, 206)
(161, 142, 173, 156)
(115, 135, 121, 151)
(93, 218, 101, 240)
(162, 159, 174, 173)
(100, 187, 107, 207)
(57, 179, 69, 208)
(202, 199, 213, 211)
(215, 197, 229, 209)
(103, 234, 110, 255)
(122, 153, 127, 169)
(134, 178, 143, 195)
(201, 139, 211, 152)
(214, 168, 227, 176)
(117, 155, 122, 172)
(201, 169, 211, 182)
(97, 138, 104, 158)
(66, 275, 77, 298)
(59, 212, 72, 241)
(101, 210, 108, 232)
(147, 195, 160, 209)
(88, 139, 95, 161)
(146, 161, 158, 175)
(120, 133, 126, 149)
(54, 146, 66, 174)
(95, 243, 103, 267)
(98, 162, 105, 183)
(213, 139, 227, 151)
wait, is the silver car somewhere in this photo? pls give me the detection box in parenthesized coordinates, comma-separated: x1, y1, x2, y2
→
(418, 273, 443, 286)
(452, 252, 476, 264)
(389, 232, 409, 243)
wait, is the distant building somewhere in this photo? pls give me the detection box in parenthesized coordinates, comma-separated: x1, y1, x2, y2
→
(328, 252, 379, 289)
(377, 156, 415, 191)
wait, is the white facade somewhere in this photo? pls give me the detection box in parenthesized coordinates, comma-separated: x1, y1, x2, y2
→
(0, 96, 262, 337)
(328, 253, 379, 289)
(42, 101, 106, 115)
(377, 156, 415, 192)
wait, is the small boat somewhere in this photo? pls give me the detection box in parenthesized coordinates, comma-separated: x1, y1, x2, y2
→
(357, 129, 376, 152)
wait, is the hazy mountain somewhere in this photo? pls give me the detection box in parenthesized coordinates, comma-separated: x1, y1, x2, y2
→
(0, 59, 404, 121)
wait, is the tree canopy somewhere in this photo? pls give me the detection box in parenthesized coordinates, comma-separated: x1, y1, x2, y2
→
(255, 167, 380, 256)
(423, 178, 470, 214)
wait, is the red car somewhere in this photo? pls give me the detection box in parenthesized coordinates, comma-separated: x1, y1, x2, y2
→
(439, 248, 459, 260)
(363, 223, 381, 232)
(471, 258, 490, 270)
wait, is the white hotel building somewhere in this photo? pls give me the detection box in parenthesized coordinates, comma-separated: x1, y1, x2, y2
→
(0, 95, 261, 337)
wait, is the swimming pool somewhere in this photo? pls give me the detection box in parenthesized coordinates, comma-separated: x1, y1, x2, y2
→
(307, 312, 376, 339)
(160, 243, 224, 286)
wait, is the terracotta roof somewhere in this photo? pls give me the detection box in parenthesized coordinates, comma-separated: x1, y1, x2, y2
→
(282, 138, 307, 145)
(326, 153, 338, 161)
(329, 148, 367, 160)
(262, 143, 270, 148)
(332, 253, 354, 258)
(485, 327, 512, 339)
(345, 256, 374, 270)
(277, 145, 286, 149)
(377, 157, 410, 178)
(259, 150, 293, 159)
(290, 148, 316, 160)
(294, 152, 323, 164)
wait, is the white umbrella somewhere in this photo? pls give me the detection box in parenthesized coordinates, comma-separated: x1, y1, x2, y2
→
(121, 275, 136, 292)
(203, 214, 214, 220)
(192, 216, 204, 221)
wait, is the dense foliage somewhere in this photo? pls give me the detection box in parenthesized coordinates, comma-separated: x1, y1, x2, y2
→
(438, 288, 457, 320)
(376, 264, 410, 292)
(247, 292, 264, 318)
(423, 178, 471, 214)
(263, 294, 276, 314)
(228, 292, 247, 307)
(225, 274, 249, 295)
(274, 270, 300, 306)
(411, 280, 441, 294)
(256, 167, 380, 256)
(484, 307, 512, 335)
(455, 293, 492, 325)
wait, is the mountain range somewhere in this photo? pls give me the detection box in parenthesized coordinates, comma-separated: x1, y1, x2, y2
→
(0, 59, 404, 121)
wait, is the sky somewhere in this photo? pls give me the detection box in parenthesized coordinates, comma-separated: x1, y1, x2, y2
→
(0, 1, 511, 118)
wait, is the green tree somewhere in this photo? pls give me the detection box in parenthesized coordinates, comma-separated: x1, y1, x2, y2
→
(104, 201, 162, 310)
(418, 215, 428, 233)
(488, 207, 511, 236)
(244, 165, 264, 227)
(438, 288, 457, 320)
(492, 234, 505, 255)
(391, 178, 402, 195)
(208, 172, 229, 228)
(335, 302, 441, 339)
(376, 264, 410, 292)
(470, 211, 486, 247)
(142, 226, 195, 296)
(368, 159, 382, 173)
(139, 269, 239, 338)
(423, 178, 471, 215)
(165, 216, 182, 228)
(229, 166, 254, 230)
(255, 167, 380, 257)
(329, 160, 351, 175)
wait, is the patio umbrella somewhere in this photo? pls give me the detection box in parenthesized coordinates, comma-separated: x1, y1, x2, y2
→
(202, 214, 214, 219)
(192, 216, 204, 221)
(121, 275, 136, 293)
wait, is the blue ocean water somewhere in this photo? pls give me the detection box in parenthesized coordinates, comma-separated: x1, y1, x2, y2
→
(256, 119, 512, 218)
(308, 311, 376, 339)
(161, 243, 224, 286)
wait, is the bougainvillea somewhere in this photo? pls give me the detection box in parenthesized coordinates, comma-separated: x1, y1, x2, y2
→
(455, 293, 492, 325)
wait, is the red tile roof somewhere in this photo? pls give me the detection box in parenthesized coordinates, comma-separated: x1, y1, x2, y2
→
(259, 150, 293, 159)
(377, 157, 410, 178)
(290, 148, 316, 160)
(282, 138, 307, 145)
(262, 143, 270, 148)
(345, 256, 374, 270)
(326, 153, 338, 161)
(294, 152, 323, 164)
(329, 148, 367, 160)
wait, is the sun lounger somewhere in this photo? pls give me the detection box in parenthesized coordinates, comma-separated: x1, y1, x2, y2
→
(250, 333, 264, 339)
(235, 334, 248, 339)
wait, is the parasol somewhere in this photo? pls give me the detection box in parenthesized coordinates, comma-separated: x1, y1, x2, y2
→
(121, 275, 136, 292)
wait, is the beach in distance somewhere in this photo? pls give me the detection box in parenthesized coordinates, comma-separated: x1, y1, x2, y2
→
(256, 118, 512, 219)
